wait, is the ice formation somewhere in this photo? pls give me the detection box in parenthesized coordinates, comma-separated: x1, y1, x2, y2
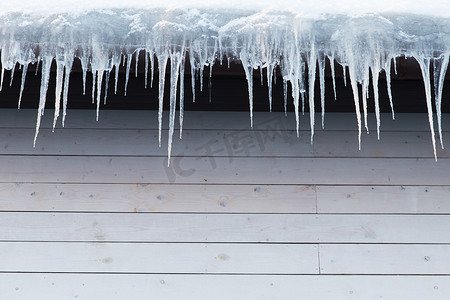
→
(0, 1, 449, 161)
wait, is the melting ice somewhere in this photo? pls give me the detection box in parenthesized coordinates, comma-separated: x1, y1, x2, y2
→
(0, 2, 449, 162)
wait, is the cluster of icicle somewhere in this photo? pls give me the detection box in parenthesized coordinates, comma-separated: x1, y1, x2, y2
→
(0, 9, 449, 161)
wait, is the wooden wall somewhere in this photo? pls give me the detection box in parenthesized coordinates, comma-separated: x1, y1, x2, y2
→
(0, 109, 449, 299)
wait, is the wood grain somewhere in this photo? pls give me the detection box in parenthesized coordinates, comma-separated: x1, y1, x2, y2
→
(0, 242, 318, 274)
(0, 274, 448, 300)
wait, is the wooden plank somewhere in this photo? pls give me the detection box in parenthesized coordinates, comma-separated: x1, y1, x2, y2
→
(0, 242, 318, 274)
(0, 183, 316, 213)
(0, 155, 448, 185)
(314, 131, 449, 158)
(0, 128, 314, 157)
(1, 274, 449, 300)
(2, 128, 448, 158)
(320, 244, 450, 274)
(1, 213, 450, 243)
(317, 185, 450, 214)
(0, 109, 448, 132)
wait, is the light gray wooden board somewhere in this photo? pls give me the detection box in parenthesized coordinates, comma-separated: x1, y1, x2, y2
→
(0, 128, 314, 157)
(317, 185, 450, 214)
(0, 242, 318, 274)
(313, 131, 449, 158)
(1, 183, 450, 214)
(1, 128, 447, 158)
(320, 244, 450, 274)
(0, 156, 448, 185)
(0, 109, 448, 132)
(2, 213, 450, 243)
(0, 183, 316, 213)
(1, 274, 449, 300)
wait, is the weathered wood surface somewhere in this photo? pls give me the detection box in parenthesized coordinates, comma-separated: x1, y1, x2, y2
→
(1, 274, 449, 300)
(1, 183, 449, 214)
(0, 156, 449, 185)
(0, 213, 449, 243)
(1, 110, 449, 299)
(0, 242, 318, 274)
(0, 128, 447, 158)
(0, 183, 316, 213)
(317, 185, 450, 214)
(320, 244, 450, 274)
(1, 109, 448, 132)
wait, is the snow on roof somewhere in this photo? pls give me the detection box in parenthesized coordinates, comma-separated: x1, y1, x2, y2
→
(0, 1, 449, 161)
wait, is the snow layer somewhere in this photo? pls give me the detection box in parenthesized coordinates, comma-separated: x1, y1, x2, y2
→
(0, 1, 449, 161)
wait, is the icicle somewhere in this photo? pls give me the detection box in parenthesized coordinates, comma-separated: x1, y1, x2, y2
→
(18, 64, 28, 109)
(318, 54, 326, 129)
(291, 76, 300, 137)
(9, 62, 15, 86)
(433, 54, 449, 149)
(157, 53, 169, 147)
(240, 51, 254, 127)
(393, 56, 397, 75)
(283, 78, 287, 116)
(149, 51, 155, 88)
(371, 64, 381, 139)
(308, 44, 317, 143)
(144, 50, 149, 88)
(52, 61, 64, 131)
(342, 64, 347, 87)
(208, 64, 213, 103)
(96, 70, 104, 121)
(416, 56, 437, 160)
(189, 50, 196, 102)
(179, 51, 185, 139)
(300, 92, 305, 116)
(124, 53, 132, 96)
(330, 54, 337, 100)
(91, 71, 95, 104)
(267, 64, 274, 112)
(34, 57, 52, 147)
(114, 61, 119, 95)
(167, 50, 182, 166)
(361, 75, 369, 134)
(385, 58, 395, 120)
(199, 66, 204, 92)
(260, 65, 263, 85)
(35, 59, 40, 76)
(62, 57, 73, 127)
(0, 66, 4, 91)
(81, 65, 87, 96)
(104, 71, 110, 105)
(135, 50, 139, 78)
(301, 84, 305, 115)
(348, 63, 362, 150)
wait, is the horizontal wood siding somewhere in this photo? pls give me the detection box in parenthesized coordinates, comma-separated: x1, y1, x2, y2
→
(0, 109, 449, 299)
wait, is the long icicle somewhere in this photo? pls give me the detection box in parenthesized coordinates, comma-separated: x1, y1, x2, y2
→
(18, 63, 28, 108)
(52, 61, 64, 131)
(62, 55, 73, 127)
(157, 52, 169, 147)
(34, 56, 53, 147)
(348, 61, 362, 150)
(417, 56, 437, 160)
(167, 50, 182, 166)
(318, 54, 326, 129)
(385, 57, 395, 120)
(433, 54, 449, 149)
(240, 51, 254, 127)
(308, 42, 317, 143)
(371, 64, 381, 139)
(179, 47, 186, 139)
